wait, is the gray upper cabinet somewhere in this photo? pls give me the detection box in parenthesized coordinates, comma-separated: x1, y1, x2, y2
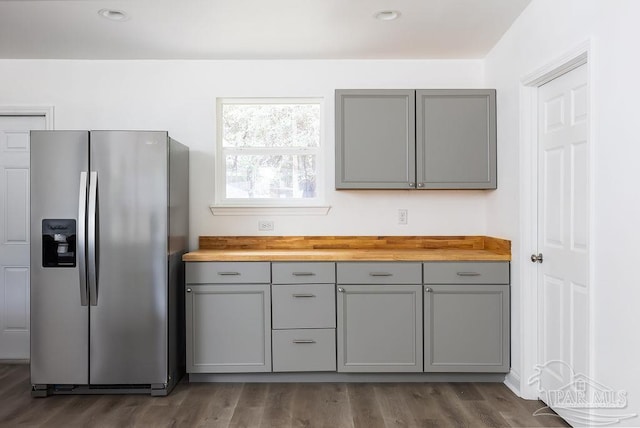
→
(416, 90, 496, 189)
(335, 90, 416, 189)
(335, 89, 496, 190)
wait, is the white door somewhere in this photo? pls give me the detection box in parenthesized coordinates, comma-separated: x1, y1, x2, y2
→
(535, 64, 589, 418)
(0, 115, 46, 360)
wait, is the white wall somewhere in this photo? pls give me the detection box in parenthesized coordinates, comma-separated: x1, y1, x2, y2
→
(485, 0, 640, 424)
(0, 59, 488, 249)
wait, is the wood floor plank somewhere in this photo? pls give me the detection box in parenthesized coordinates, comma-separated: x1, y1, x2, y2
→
(290, 383, 322, 427)
(346, 383, 386, 428)
(192, 383, 244, 428)
(397, 383, 442, 427)
(374, 383, 418, 427)
(0, 364, 572, 428)
(313, 383, 352, 428)
(259, 383, 295, 427)
(478, 382, 570, 427)
(229, 383, 269, 428)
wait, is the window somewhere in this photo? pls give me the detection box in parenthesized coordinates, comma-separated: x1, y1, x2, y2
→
(215, 98, 323, 207)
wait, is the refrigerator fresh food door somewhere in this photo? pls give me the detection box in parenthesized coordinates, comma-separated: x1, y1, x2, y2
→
(88, 131, 168, 385)
(30, 131, 90, 385)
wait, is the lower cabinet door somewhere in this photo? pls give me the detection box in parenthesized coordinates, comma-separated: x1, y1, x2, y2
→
(272, 329, 336, 372)
(337, 284, 423, 372)
(186, 284, 271, 373)
(424, 284, 510, 372)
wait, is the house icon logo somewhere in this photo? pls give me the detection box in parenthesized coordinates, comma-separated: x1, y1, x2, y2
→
(528, 360, 637, 426)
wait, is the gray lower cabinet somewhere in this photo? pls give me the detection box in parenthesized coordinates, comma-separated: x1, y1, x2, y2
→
(423, 262, 510, 373)
(336, 263, 423, 372)
(271, 262, 336, 372)
(335, 89, 496, 190)
(272, 329, 336, 372)
(185, 262, 271, 373)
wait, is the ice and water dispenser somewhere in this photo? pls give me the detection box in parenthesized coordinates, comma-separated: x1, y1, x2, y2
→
(42, 219, 76, 267)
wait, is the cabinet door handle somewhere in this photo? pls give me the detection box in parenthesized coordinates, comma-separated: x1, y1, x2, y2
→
(417, 183, 424, 188)
(425, 287, 432, 293)
(408, 182, 416, 188)
(292, 293, 316, 298)
(186, 288, 192, 293)
(337, 287, 345, 293)
(218, 272, 240, 276)
(369, 272, 392, 277)
(292, 272, 315, 276)
(456, 272, 481, 277)
(293, 339, 316, 344)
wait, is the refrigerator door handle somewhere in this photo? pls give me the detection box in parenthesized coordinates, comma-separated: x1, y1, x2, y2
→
(88, 171, 98, 306)
(78, 172, 89, 306)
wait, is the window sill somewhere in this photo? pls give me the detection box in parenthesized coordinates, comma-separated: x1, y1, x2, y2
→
(209, 205, 331, 216)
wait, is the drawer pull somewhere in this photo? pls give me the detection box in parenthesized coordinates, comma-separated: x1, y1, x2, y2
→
(337, 287, 345, 293)
(293, 339, 316, 344)
(456, 272, 481, 277)
(292, 293, 316, 298)
(292, 272, 315, 276)
(218, 272, 240, 276)
(369, 272, 392, 277)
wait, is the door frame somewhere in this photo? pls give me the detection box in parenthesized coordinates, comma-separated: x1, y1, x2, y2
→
(0, 106, 54, 129)
(517, 40, 594, 399)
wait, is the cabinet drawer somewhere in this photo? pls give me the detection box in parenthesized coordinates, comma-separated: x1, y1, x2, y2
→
(186, 262, 270, 284)
(272, 329, 336, 372)
(272, 262, 335, 284)
(272, 284, 336, 329)
(337, 262, 422, 284)
(423, 262, 509, 284)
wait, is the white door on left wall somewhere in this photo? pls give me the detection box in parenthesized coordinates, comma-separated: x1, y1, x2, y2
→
(0, 115, 46, 360)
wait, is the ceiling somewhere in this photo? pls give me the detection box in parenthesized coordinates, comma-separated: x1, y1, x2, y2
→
(0, 0, 531, 60)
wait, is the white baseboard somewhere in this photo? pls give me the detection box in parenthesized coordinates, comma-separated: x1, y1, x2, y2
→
(504, 369, 521, 396)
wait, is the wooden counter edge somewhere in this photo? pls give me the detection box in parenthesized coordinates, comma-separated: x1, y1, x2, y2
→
(185, 236, 511, 262)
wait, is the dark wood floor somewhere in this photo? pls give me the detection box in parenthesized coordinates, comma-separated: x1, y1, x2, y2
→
(0, 364, 569, 427)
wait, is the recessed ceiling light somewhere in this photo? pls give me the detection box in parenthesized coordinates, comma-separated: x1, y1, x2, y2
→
(98, 9, 129, 22)
(374, 10, 400, 21)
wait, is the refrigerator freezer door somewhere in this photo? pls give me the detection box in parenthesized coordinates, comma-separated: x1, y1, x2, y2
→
(89, 131, 168, 385)
(30, 131, 89, 385)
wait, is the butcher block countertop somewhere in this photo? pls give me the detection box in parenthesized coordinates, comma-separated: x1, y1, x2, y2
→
(182, 236, 511, 262)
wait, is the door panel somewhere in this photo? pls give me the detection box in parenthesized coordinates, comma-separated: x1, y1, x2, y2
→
(29, 130, 89, 383)
(337, 284, 422, 372)
(416, 89, 496, 189)
(1, 117, 46, 360)
(536, 64, 589, 415)
(335, 90, 416, 189)
(89, 131, 168, 385)
(424, 285, 509, 372)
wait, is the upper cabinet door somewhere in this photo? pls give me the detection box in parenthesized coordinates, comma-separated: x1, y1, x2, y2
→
(416, 89, 497, 189)
(335, 90, 416, 189)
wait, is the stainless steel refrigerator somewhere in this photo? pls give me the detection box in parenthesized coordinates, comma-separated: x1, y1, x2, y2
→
(29, 131, 188, 396)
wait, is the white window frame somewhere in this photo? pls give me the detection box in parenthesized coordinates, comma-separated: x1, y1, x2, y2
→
(213, 97, 326, 212)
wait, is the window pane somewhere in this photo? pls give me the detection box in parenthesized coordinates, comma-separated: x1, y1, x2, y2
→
(222, 103, 320, 148)
(225, 154, 317, 199)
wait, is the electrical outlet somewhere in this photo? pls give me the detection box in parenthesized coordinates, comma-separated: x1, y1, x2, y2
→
(258, 220, 274, 231)
(398, 209, 408, 225)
